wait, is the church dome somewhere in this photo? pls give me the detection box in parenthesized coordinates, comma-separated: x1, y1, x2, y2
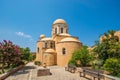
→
(40, 34, 46, 38)
(53, 19, 66, 24)
(41, 38, 53, 41)
(45, 49, 56, 53)
(60, 37, 80, 43)
(59, 33, 71, 36)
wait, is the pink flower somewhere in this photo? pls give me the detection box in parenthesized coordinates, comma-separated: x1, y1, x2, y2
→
(3, 52, 6, 55)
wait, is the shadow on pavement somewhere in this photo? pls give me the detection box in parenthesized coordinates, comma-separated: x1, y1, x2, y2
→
(23, 66, 36, 70)
(11, 65, 36, 76)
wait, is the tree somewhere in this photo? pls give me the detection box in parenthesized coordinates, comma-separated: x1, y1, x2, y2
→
(92, 30, 120, 77)
(94, 40, 109, 63)
(94, 30, 120, 63)
(69, 46, 93, 66)
(20, 47, 34, 62)
(104, 58, 120, 77)
(0, 40, 22, 73)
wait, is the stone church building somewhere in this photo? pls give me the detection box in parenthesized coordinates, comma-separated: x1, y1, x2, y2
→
(35, 19, 82, 66)
(100, 30, 120, 42)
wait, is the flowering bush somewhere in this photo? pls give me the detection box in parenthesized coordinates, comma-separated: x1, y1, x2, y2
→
(0, 40, 22, 73)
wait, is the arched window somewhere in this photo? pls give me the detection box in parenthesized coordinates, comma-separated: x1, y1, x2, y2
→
(37, 47, 39, 53)
(45, 42, 47, 48)
(114, 36, 119, 42)
(61, 28, 63, 33)
(50, 42, 53, 48)
(62, 48, 66, 55)
(55, 28, 57, 34)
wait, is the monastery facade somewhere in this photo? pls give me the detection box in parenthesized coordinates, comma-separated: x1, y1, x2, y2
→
(36, 19, 82, 66)
(100, 30, 120, 42)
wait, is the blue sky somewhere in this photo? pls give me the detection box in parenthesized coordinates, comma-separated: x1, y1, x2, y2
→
(0, 0, 120, 52)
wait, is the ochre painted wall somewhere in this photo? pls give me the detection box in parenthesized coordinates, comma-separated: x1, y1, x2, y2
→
(56, 42, 82, 66)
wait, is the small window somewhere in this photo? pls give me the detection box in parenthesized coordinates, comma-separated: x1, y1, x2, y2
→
(114, 36, 119, 42)
(61, 28, 63, 33)
(50, 42, 53, 48)
(55, 28, 57, 34)
(37, 47, 39, 53)
(62, 48, 66, 55)
(45, 42, 47, 48)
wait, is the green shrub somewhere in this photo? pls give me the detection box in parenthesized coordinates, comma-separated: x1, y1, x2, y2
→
(92, 63, 96, 69)
(34, 61, 41, 66)
(95, 59, 103, 66)
(104, 58, 120, 77)
(68, 59, 77, 66)
(20, 60, 27, 65)
(92, 59, 104, 70)
(69, 46, 93, 67)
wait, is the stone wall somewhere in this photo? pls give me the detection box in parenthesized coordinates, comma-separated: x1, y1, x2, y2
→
(0, 65, 24, 80)
(56, 42, 82, 66)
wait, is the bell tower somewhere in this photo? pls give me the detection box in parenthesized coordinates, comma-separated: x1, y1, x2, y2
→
(52, 19, 68, 37)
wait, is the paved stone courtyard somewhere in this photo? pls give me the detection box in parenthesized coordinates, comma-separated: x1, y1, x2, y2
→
(5, 62, 87, 80)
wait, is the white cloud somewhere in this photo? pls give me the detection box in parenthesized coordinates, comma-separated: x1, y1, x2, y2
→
(15, 32, 32, 38)
(15, 31, 36, 51)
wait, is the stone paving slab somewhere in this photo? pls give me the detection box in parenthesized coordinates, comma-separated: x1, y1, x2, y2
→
(5, 62, 87, 80)
(5, 63, 35, 80)
(36, 66, 85, 80)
